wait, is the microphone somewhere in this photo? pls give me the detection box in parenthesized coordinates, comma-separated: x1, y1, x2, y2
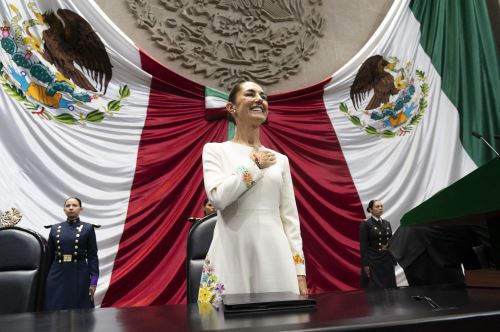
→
(471, 131, 482, 139)
(472, 131, 499, 156)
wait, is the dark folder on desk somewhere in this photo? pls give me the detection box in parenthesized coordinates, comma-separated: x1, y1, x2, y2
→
(222, 291, 316, 315)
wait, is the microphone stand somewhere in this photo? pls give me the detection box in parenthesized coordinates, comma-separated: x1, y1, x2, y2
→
(472, 132, 499, 156)
(479, 137, 499, 156)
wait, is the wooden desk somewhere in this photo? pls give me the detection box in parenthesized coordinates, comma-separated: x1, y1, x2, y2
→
(1, 285, 500, 331)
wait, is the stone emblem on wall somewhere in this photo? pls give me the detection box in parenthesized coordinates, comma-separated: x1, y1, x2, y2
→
(0, 208, 22, 228)
(127, 0, 325, 90)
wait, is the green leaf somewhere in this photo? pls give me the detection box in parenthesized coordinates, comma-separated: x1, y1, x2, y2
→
(420, 100, 427, 110)
(382, 130, 396, 138)
(107, 100, 121, 112)
(25, 104, 39, 111)
(339, 102, 348, 113)
(421, 83, 429, 94)
(85, 110, 105, 122)
(54, 113, 77, 125)
(365, 126, 378, 135)
(349, 115, 361, 126)
(119, 85, 130, 99)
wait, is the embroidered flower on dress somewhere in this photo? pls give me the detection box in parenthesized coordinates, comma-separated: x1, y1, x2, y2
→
(293, 253, 305, 265)
(214, 283, 225, 293)
(202, 263, 214, 274)
(198, 287, 212, 302)
(198, 258, 225, 306)
(236, 166, 255, 188)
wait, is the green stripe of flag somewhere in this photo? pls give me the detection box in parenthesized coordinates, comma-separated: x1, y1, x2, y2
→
(410, 0, 500, 166)
(205, 86, 235, 140)
(205, 86, 228, 108)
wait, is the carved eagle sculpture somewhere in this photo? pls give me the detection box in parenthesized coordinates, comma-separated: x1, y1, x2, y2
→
(0, 207, 22, 228)
(42, 9, 112, 93)
(350, 55, 398, 110)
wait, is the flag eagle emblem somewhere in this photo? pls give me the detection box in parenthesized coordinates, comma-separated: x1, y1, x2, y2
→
(339, 55, 429, 138)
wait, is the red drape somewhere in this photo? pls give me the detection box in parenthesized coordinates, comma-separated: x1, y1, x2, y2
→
(102, 52, 364, 306)
(264, 83, 365, 292)
(101, 52, 227, 306)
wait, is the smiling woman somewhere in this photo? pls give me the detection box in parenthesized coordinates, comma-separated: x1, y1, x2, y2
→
(198, 81, 307, 305)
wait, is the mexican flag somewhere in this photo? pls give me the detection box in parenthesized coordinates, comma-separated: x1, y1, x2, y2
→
(0, 0, 497, 307)
(320, 0, 499, 286)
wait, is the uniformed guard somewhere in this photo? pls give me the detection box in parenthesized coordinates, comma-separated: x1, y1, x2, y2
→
(359, 199, 397, 289)
(44, 197, 99, 310)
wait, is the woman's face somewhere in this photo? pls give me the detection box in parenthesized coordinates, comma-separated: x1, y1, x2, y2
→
(204, 201, 216, 215)
(228, 82, 268, 125)
(64, 198, 83, 220)
(370, 201, 384, 218)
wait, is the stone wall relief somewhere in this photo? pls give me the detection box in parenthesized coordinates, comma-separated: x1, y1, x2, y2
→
(127, 0, 325, 90)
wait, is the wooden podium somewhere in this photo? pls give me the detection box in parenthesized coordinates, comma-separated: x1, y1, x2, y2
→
(400, 157, 500, 287)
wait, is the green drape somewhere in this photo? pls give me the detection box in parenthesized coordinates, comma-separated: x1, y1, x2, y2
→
(410, 0, 500, 166)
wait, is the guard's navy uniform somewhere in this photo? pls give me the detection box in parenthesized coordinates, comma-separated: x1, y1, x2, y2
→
(44, 218, 99, 310)
(359, 217, 397, 289)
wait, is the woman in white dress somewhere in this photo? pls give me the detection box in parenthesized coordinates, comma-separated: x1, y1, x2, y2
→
(198, 81, 307, 305)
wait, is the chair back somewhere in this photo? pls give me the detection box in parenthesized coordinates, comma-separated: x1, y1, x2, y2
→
(0, 226, 49, 313)
(186, 214, 216, 303)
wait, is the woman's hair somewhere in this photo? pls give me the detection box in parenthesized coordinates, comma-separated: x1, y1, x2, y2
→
(64, 197, 82, 207)
(366, 199, 379, 213)
(203, 198, 210, 206)
(228, 81, 245, 104)
(226, 81, 246, 123)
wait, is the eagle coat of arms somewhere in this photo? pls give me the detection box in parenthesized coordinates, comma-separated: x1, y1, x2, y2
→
(340, 55, 429, 138)
(0, 2, 130, 126)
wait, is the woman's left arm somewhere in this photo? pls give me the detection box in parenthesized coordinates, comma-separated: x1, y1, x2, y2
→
(279, 156, 307, 293)
(87, 225, 99, 299)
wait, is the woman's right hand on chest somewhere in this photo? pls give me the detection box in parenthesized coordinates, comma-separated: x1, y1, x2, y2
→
(250, 150, 276, 169)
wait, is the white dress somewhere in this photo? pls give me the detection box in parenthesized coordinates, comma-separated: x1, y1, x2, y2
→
(198, 141, 306, 304)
